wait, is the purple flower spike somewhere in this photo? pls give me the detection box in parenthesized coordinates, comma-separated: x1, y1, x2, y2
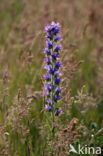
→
(43, 22, 62, 115)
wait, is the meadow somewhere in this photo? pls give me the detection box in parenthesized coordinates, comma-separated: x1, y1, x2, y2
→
(0, 0, 103, 155)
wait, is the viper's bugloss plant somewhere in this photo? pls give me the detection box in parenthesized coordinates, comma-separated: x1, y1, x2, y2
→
(43, 22, 62, 116)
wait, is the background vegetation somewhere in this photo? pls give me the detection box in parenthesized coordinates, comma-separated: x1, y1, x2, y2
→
(0, 0, 103, 155)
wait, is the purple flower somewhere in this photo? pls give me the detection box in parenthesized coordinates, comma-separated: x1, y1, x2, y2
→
(44, 48, 51, 55)
(44, 65, 50, 70)
(45, 105, 53, 111)
(45, 22, 60, 35)
(55, 88, 62, 94)
(55, 78, 61, 85)
(45, 57, 51, 64)
(52, 53, 60, 60)
(50, 22, 60, 35)
(55, 71, 62, 77)
(44, 65, 56, 75)
(48, 66, 57, 75)
(45, 34, 53, 40)
(53, 95, 61, 102)
(45, 24, 51, 32)
(54, 36, 62, 42)
(55, 62, 62, 69)
(44, 74, 51, 81)
(44, 85, 51, 91)
(48, 66, 54, 74)
(44, 84, 55, 92)
(46, 40, 53, 49)
(46, 99, 52, 104)
(54, 45, 62, 52)
(55, 108, 62, 116)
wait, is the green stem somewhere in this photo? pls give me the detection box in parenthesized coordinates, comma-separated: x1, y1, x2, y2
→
(51, 39, 55, 138)
(51, 39, 55, 156)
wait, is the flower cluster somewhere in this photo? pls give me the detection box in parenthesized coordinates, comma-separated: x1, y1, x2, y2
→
(43, 22, 62, 116)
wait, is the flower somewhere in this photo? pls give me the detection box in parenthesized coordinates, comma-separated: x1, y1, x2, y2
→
(55, 78, 61, 85)
(46, 40, 53, 49)
(45, 22, 60, 35)
(55, 71, 62, 77)
(54, 36, 62, 42)
(55, 88, 62, 94)
(45, 57, 51, 64)
(43, 22, 62, 115)
(46, 99, 52, 104)
(54, 45, 62, 52)
(45, 105, 53, 111)
(55, 108, 62, 116)
(43, 74, 51, 81)
(55, 62, 62, 69)
(53, 95, 61, 102)
(48, 66, 55, 75)
(52, 53, 60, 60)
(44, 84, 54, 92)
(44, 48, 51, 55)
